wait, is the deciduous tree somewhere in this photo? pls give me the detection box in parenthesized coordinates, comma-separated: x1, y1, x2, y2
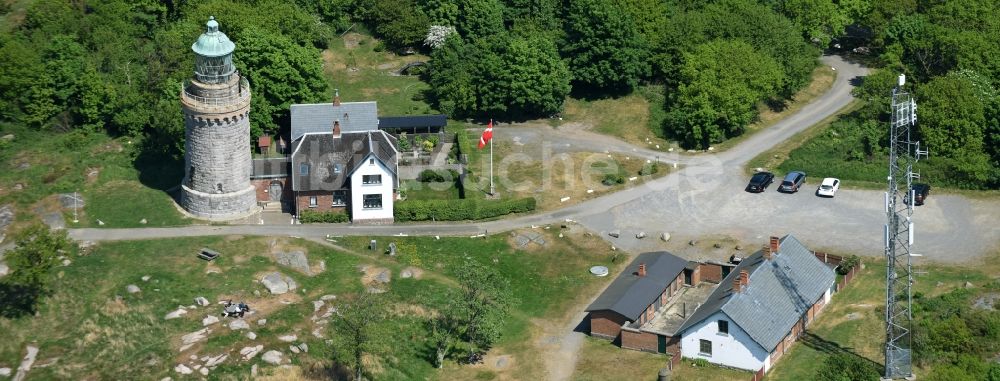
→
(329, 291, 388, 381)
(562, 0, 649, 94)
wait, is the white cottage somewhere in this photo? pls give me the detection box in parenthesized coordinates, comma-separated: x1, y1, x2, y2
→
(677, 235, 835, 373)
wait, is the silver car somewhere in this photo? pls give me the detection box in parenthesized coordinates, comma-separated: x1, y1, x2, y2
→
(778, 171, 807, 193)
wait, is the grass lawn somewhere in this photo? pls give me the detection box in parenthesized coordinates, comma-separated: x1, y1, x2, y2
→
(573, 337, 751, 381)
(458, 130, 670, 212)
(323, 32, 434, 116)
(745, 100, 863, 177)
(0, 124, 189, 232)
(560, 86, 673, 151)
(0, 224, 625, 380)
(768, 254, 1000, 381)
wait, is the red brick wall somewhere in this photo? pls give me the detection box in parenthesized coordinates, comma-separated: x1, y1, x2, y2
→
(589, 310, 628, 339)
(620, 328, 658, 353)
(295, 191, 347, 214)
(691, 266, 702, 285)
(251, 178, 292, 203)
(699, 263, 724, 283)
(664, 335, 680, 355)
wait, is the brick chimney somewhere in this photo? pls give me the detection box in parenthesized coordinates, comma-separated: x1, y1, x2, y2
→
(637, 263, 647, 277)
(333, 120, 341, 138)
(769, 236, 781, 255)
(733, 269, 749, 293)
(333, 88, 341, 106)
(763, 244, 773, 260)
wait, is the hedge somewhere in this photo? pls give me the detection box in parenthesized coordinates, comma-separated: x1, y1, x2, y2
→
(418, 168, 460, 182)
(298, 210, 350, 223)
(395, 197, 536, 221)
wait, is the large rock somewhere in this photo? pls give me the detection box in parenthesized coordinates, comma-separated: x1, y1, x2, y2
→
(164, 308, 188, 320)
(58, 193, 85, 209)
(42, 212, 65, 230)
(202, 315, 219, 326)
(228, 319, 250, 330)
(126, 284, 140, 294)
(278, 334, 297, 343)
(274, 251, 311, 275)
(608, 230, 620, 238)
(375, 270, 391, 284)
(261, 272, 297, 295)
(0, 205, 14, 232)
(240, 345, 263, 361)
(194, 297, 210, 307)
(174, 364, 192, 375)
(261, 350, 283, 365)
(204, 353, 228, 367)
(181, 328, 209, 346)
(0, 367, 10, 377)
(660, 232, 671, 242)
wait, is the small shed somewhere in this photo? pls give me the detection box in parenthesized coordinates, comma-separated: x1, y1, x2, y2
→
(258, 136, 272, 154)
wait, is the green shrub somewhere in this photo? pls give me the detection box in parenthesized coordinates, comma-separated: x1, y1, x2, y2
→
(602, 173, 624, 185)
(398, 132, 411, 151)
(639, 162, 659, 176)
(814, 353, 880, 381)
(299, 210, 350, 223)
(418, 169, 459, 183)
(395, 197, 536, 221)
(836, 255, 861, 275)
(373, 41, 386, 52)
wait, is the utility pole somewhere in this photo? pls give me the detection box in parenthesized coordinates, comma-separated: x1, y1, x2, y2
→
(882, 74, 926, 380)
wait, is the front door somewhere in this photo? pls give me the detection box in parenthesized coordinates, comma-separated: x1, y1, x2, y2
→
(657, 335, 667, 353)
(683, 269, 693, 285)
(269, 181, 282, 201)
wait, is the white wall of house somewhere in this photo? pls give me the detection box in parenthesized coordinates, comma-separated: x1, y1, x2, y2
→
(681, 311, 770, 372)
(349, 155, 395, 221)
(824, 288, 831, 304)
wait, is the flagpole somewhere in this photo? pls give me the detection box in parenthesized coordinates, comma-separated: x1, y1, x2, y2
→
(489, 120, 495, 195)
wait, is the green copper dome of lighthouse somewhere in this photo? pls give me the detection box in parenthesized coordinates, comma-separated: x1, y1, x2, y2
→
(191, 16, 235, 58)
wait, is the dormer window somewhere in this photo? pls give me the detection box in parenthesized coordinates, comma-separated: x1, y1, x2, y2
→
(333, 163, 342, 174)
(300, 163, 310, 175)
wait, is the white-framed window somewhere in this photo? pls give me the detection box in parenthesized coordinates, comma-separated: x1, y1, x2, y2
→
(308, 196, 317, 207)
(300, 163, 310, 175)
(333, 163, 342, 174)
(699, 339, 712, 356)
(363, 194, 382, 209)
(363, 174, 382, 184)
(332, 191, 347, 206)
(718, 320, 729, 335)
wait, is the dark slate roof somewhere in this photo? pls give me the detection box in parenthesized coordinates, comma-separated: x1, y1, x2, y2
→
(585, 252, 689, 321)
(378, 115, 447, 129)
(676, 235, 836, 352)
(290, 102, 379, 142)
(251, 158, 290, 179)
(291, 130, 398, 192)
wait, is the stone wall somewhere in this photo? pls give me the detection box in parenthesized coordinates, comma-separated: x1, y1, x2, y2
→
(180, 74, 255, 219)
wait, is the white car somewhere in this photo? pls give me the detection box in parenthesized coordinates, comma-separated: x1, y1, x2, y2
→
(817, 178, 840, 197)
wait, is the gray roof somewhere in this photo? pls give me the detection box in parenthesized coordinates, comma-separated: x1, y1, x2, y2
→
(251, 158, 290, 179)
(291, 130, 398, 192)
(677, 235, 835, 351)
(586, 252, 689, 321)
(290, 102, 379, 142)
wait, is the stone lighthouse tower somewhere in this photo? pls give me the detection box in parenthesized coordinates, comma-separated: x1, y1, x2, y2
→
(180, 16, 257, 219)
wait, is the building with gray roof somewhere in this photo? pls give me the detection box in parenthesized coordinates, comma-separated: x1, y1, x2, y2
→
(677, 235, 835, 372)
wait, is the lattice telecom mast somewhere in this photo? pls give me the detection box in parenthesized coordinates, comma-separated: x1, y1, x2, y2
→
(883, 74, 926, 380)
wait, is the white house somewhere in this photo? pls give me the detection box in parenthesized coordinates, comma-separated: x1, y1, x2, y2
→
(677, 235, 835, 373)
(290, 126, 399, 224)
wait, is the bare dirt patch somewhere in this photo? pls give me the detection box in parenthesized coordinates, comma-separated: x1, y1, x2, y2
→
(343, 32, 364, 49)
(359, 264, 391, 286)
(401, 266, 424, 279)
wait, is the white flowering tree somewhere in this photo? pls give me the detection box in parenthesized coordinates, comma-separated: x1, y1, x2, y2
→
(424, 25, 456, 50)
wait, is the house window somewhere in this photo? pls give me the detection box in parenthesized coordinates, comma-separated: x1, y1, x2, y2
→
(363, 194, 382, 209)
(332, 191, 347, 206)
(308, 196, 317, 207)
(369, 158, 374, 165)
(699, 339, 712, 356)
(718, 320, 729, 335)
(363, 174, 382, 184)
(300, 163, 310, 175)
(333, 163, 342, 174)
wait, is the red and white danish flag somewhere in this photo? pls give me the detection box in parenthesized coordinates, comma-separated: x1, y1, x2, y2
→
(477, 119, 494, 149)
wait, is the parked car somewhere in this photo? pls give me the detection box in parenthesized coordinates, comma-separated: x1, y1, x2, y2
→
(905, 183, 931, 206)
(778, 171, 807, 193)
(745, 171, 774, 193)
(816, 178, 840, 197)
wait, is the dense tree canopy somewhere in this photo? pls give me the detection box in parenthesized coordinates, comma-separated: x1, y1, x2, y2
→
(666, 39, 785, 147)
(562, 0, 649, 95)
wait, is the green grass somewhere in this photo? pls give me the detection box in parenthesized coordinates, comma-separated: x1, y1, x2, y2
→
(0, 124, 189, 231)
(399, 179, 461, 201)
(745, 100, 863, 176)
(768, 257, 1000, 381)
(324, 32, 435, 116)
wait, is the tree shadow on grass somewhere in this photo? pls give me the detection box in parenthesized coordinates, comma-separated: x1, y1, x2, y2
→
(798, 331, 882, 370)
(0, 281, 43, 319)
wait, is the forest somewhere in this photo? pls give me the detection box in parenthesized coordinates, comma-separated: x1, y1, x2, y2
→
(0, 0, 996, 190)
